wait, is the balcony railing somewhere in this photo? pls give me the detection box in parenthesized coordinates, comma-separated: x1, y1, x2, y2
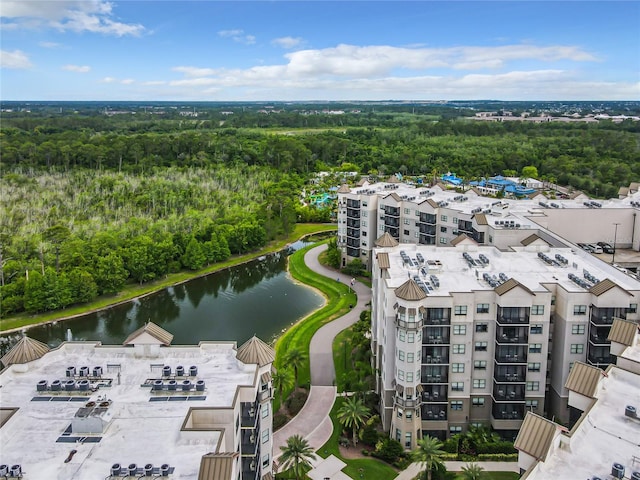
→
(423, 333, 450, 345)
(587, 354, 615, 366)
(497, 316, 529, 325)
(492, 409, 524, 420)
(493, 386, 525, 402)
(494, 373, 525, 383)
(589, 333, 610, 345)
(423, 409, 447, 421)
(346, 209, 360, 218)
(496, 334, 528, 344)
(395, 396, 421, 408)
(495, 354, 526, 364)
(396, 318, 423, 330)
(422, 373, 449, 384)
(590, 316, 615, 325)
(423, 354, 449, 365)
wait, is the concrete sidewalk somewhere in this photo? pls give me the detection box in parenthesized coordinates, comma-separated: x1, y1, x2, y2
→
(394, 461, 519, 480)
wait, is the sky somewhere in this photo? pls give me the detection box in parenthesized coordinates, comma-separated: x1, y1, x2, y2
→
(1, 1, 639, 101)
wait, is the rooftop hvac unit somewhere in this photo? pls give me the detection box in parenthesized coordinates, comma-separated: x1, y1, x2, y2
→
(612, 463, 625, 479)
(631, 471, 640, 480)
(176, 365, 185, 376)
(37, 379, 48, 391)
(160, 464, 170, 476)
(0, 466, 7, 476)
(10, 465, 21, 477)
(625, 405, 637, 418)
(128, 463, 138, 476)
(66, 366, 76, 377)
(111, 464, 122, 476)
(144, 464, 154, 477)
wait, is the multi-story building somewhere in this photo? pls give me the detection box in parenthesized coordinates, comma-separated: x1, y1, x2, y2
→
(370, 238, 640, 446)
(0, 322, 275, 480)
(337, 179, 640, 270)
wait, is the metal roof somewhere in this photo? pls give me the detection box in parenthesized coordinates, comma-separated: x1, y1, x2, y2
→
(337, 184, 351, 194)
(521, 234, 549, 246)
(1, 336, 50, 367)
(474, 213, 488, 225)
(589, 278, 631, 297)
(607, 318, 638, 346)
(494, 278, 535, 296)
(236, 336, 275, 367)
(123, 321, 174, 346)
(377, 252, 390, 269)
(450, 234, 476, 246)
(395, 278, 428, 301)
(198, 452, 238, 480)
(564, 361, 602, 398)
(514, 412, 558, 461)
(375, 232, 399, 248)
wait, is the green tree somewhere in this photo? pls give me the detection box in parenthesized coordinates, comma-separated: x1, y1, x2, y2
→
(411, 436, 446, 480)
(521, 165, 539, 179)
(460, 463, 486, 480)
(325, 238, 341, 269)
(337, 396, 371, 446)
(283, 348, 306, 390)
(93, 252, 128, 295)
(181, 237, 206, 270)
(272, 369, 294, 407)
(278, 434, 316, 480)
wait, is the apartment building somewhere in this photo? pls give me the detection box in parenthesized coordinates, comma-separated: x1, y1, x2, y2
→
(370, 240, 640, 447)
(337, 180, 640, 270)
(0, 323, 275, 480)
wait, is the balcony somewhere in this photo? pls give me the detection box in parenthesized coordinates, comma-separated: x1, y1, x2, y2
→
(423, 332, 450, 345)
(419, 234, 436, 245)
(424, 311, 451, 326)
(383, 206, 400, 217)
(587, 353, 615, 366)
(419, 213, 437, 224)
(385, 217, 400, 227)
(241, 402, 259, 428)
(395, 395, 421, 408)
(346, 228, 360, 237)
(493, 384, 525, 402)
(422, 353, 449, 365)
(258, 387, 272, 402)
(591, 308, 626, 325)
(590, 316, 615, 326)
(422, 405, 447, 421)
(346, 199, 360, 208)
(396, 317, 423, 330)
(422, 387, 448, 403)
(346, 208, 360, 219)
(492, 404, 524, 420)
(495, 354, 526, 364)
(241, 431, 259, 456)
(346, 247, 360, 257)
(494, 373, 525, 383)
(241, 456, 260, 480)
(496, 315, 530, 325)
(497, 307, 530, 325)
(589, 333, 611, 346)
(346, 238, 360, 248)
(494, 365, 526, 383)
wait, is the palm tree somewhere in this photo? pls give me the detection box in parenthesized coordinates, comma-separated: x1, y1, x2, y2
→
(279, 434, 316, 480)
(411, 436, 446, 480)
(336, 396, 370, 446)
(272, 368, 293, 407)
(460, 463, 486, 480)
(284, 348, 306, 390)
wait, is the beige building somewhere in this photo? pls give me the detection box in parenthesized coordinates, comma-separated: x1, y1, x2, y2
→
(0, 323, 275, 480)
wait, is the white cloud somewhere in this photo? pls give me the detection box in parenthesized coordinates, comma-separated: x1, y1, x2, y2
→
(120, 78, 134, 85)
(38, 41, 62, 49)
(1, 0, 145, 36)
(217, 29, 256, 45)
(101, 76, 116, 83)
(141, 80, 166, 86)
(0, 49, 32, 69)
(172, 66, 219, 77)
(62, 64, 90, 73)
(271, 36, 304, 49)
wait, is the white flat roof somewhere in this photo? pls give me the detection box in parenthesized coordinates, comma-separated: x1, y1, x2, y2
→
(382, 244, 640, 297)
(524, 366, 640, 479)
(0, 342, 256, 479)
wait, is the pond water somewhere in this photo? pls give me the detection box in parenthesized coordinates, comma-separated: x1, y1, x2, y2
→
(4, 243, 324, 350)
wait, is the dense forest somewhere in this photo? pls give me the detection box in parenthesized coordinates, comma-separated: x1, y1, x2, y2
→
(1, 103, 639, 317)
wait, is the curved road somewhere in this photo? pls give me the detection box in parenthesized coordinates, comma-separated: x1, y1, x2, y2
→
(273, 244, 371, 460)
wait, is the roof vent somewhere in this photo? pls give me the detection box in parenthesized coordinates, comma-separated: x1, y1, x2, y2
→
(612, 463, 625, 479)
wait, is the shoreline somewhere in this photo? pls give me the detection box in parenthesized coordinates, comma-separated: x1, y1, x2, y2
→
(0, 226, 336, 335)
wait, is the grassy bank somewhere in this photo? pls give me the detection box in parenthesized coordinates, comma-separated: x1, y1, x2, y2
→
(0, 223, 336, 333)
(274, 241, 356, 404)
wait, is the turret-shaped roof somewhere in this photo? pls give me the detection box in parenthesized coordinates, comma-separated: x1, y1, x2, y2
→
(395, 278, 428, 301)
(337, 184, 351, 194)
(236, 336, 275, 367)
(375, 232, 399, 248)
(1, 336, 50, 367)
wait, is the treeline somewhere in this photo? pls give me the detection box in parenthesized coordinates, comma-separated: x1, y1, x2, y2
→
(0, 167, 325, 317)
(2, 116, 638, 197)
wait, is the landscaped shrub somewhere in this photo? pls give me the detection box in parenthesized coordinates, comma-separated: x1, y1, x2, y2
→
(273, 413, 288, 431)
(441, 438, 458, 453)
(285, 390, 308, 415)
(476, 441, 517, 454)
(372, 438, 404, 463)
(360, 425, 379, 446)
(477, 453, 519, 461)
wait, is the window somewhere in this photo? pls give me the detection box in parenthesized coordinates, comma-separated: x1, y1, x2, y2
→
(398, 350, 405, 361)
(262, 404, 269, 418)
(262, 429, 269, 444)
(571, 324, 585, 335)
(262, 454, 270, 469)
(398, 370, 405, 381)
(530, 325, 543, 334)
(407, 352, 415, 363)
(454, 306, 468, 316)
(440, 226, 447, 233)
(452, 363, 465, 373)
(474, 360, 487, 370)
(441, 215, 448, 222)
(397, 408, 403, 418)
(407, 371, 414, 382)
(472, 397, 485, 406)
(395, 428, 401, 442)
(453, 344, 466, 354)
(570, 344, 584, 354)
(630, 304, 638, 313)
(452, 217, 458, 224)
(407, 332, 415, 343)
(475, 342, 488, 352)
(415, 231, 419, 238)
(528, 362, 541, 372)
(569, 362, 575, 371)
(475, 323, 488, 332)
(526, 381, 540, 391)
(399, 330, 406, 342)
(476, 303, 490, 314)
(551, 295, 556, 306)
(453, 325, 467, 335)
(404, 229, 410, 236)
(450, 400, 463, 411)
(526, 400, 539, 409)
(532, 305, 544, 315)
(404, 218, 410, 225)
(440, 237, 447, 244)
(529, 344, 542, 353)
(405, 433, 412, 448)
(573, 305, 587, 315)
(473, 379, 486, 389)
(361, 220, 367, 227)
(450, 426, 462, 434)
(404, 208, 410, 214)
(451, 382, 464, 391)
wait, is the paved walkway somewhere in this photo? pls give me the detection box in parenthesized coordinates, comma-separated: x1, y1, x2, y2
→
(395, 461, 519, 480)
(272, 244, 371, 463)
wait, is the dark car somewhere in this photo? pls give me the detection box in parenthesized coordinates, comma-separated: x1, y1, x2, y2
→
(597, 242, 615, 254)
(578, 243, 593, 252)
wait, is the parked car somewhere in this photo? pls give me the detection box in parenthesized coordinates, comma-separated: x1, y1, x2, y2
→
(588, 243, 603, 254)
(578, 243, 593, 252)
(597, 242, 615, 254)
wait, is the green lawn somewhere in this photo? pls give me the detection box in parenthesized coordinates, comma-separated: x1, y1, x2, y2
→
(0, 223, 336, 333)
(273, 241, 356, 408)
(332, 327, 353, 392)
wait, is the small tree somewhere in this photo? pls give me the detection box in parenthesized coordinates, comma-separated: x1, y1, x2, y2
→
(279, 434, 316, 480)
(325, 237, 342, 269)
(411, 436, 446, 480)
(272, 369, 293, 407)
(460, 463, 486, 480)
(283, 348, 306, 390)
(337, 396, 371, 446)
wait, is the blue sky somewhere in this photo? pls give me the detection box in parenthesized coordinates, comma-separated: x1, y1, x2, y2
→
(1, 1, 638, 101)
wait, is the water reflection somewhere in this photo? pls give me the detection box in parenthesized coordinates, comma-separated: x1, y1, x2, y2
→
(2, 245, 323, 354)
